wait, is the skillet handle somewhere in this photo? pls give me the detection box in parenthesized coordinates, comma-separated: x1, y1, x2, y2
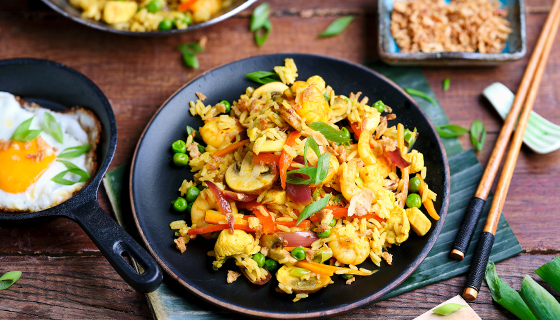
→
(70, 200, 163, 293)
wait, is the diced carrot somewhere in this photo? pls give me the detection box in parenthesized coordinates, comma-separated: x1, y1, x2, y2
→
(253, 206, 275, 234)
(296, 261, 334, 276)
(423, 198, 440, 221)
(276, 220, 310, 229)
(297, 261, 372, 276)
(253, 152, 280, 166)
(213, 139, 250, 157)
(279, 132, 301, 189)
(204, 210, 249, 226)
(178, 0, 199, 11)
(349, 122, 362, 140)
(283, 246, 296, 252)
(187, 224, 253, 235)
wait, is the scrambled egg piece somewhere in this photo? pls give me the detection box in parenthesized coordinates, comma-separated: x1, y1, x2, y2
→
(406, 207, 432, 236)
(214, 230, 260, 258)
(262, 188, 287, 205)
(386, 207, 410, 245)
(405, 150, 424, 174)
(291, 78, 332, 123)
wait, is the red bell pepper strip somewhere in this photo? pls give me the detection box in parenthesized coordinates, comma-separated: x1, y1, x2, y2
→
(279, 131, 301, 189)
(214, 139, 250, 157)
(349, 122, 362, 140)
(236, 200, 262, 211)
(252, 206, 275, 234)
(178, 0, 199, 12)
(276, 220, 311, 230)
(253, 152, 281, 166)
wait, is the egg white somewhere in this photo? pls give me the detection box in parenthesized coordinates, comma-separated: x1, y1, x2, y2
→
(0, 92, 98, 212)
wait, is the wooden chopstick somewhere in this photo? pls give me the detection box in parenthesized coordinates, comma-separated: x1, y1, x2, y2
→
(450, 0, 560, 261)
(461, 0, 560, 301)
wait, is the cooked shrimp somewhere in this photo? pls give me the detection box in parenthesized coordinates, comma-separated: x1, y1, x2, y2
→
(200, 115, 244, 148)
(328, 223, 370, 265)
(359, 165, 384, 192)
(358, 116, 381, 166)
(291, 81, 331, 123)
(339, 159, 362, 201)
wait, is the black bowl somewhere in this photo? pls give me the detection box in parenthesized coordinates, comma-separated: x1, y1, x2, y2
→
(41, 0, 257, 36)
(130, 53, 450, 317)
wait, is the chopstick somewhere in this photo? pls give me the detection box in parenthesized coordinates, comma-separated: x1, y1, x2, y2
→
(450, 0, 560, 262)
(461, 0, 560, 301)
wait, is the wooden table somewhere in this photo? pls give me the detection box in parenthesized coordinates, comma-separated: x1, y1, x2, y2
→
(1, 0, 559, 318)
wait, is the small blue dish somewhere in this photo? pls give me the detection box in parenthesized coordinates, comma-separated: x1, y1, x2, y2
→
(378, 0, 526, 65)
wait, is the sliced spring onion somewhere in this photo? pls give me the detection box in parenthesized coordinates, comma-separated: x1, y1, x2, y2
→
(535, 256, 560, 293)
(51, 160, 91, 185)
(485, 261, 537, 320)
(303, 136, 321, 167)
(308, 122, 352, 144)
(296, 193, 331, 226)
(405, 88, 437, 106)
(432, 303, 466, 316)
(250, 2, 269, 31)
(177, 42, 204, 68)
(0, 271, 22, 290)
(254, 19, 272, 47)
(318, 16, 355, 38)
(58, 145, 91, 158)
(470, 119, 486, 151)
(519, 275, 560, 320)
(443, 77, 450, 92)
(245, 71, 281, 84)
(285, 152, 331, 185)
(43, 112, 63, 143)
(324, 92, 330, 102)
(11, 117, 42, 142)
(290, 267, 311, 277)
(436, 124, 469, 138)
(312, 248, 333, 263)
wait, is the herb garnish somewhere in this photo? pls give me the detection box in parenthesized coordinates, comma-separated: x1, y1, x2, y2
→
(51, 160, 91, 185)
(178, 42, 204, 68)
(58, 145, 91, 158)
(245, 71, 281, 84)
(11, 117, 42, 142)
(43, 112, 63, 143)
(296, 194, 331, 226)
(470, 119, 486, 151)
(432, 303, 466, 316)
(318, 16, 355, 38)
(250, 3, 271, 47)
(435, 124, 469, 138)
(308, 122, 352, 144)
(405, 88, 438, 106)
(443, 77, 450, 92)
(0, 271, 22, 290)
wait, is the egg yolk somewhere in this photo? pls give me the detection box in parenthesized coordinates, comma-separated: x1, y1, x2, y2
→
(0, 138, 56, 194)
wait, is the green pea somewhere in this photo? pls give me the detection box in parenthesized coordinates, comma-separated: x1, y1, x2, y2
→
(406, 193, 422, 208)
(173, 197, 187, 212)
(373, 100, 385, 113)
(264, 259, 278, 271)
(173, 153, 189, 166)
(159, 18, 173, 31)
(329, 219, 336, 227)
(317, 229, 331, 238)
(252, 253, 266, 268)
(147, 0, 162, 12)
(409, 177, 422, 193)
(291, 247, 306, 261)
(219, 100, 231, 113)
(172, 140, 186, 153)
(186, 186, 200, 203)
(341, 274, 354, 280)
(183, 15, 193, 26)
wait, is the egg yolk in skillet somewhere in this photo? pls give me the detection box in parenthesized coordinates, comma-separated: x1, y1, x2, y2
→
(0, 137, 56, 194)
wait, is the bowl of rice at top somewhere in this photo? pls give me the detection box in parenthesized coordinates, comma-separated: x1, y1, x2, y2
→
(41, 0, 257, 35)
(378, 0, 526, 65)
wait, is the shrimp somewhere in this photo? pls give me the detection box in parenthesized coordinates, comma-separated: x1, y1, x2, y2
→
(291, 81, 331, 123)
(358, 116, 381, 166)
(328, 223, 370, 265)
(191, 188, 238, 229)
(199, 115, 244, 148)
(359, 165, 384, 192)
(339, 159, 362, 201)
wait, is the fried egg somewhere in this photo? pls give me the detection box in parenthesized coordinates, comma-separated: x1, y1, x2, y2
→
(0, 92, 100, 212)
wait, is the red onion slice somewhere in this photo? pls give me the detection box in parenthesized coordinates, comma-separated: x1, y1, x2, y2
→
(386, 148, 411, 169)
(222, 190, 258, 202)
(205, 181, 234, 233)
(278, 231, 318, 247)
(286, 183, 312, 206)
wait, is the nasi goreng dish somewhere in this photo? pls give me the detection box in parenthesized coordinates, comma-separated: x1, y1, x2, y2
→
(169, 59, 439, 302)
(69, 0, 233, 32)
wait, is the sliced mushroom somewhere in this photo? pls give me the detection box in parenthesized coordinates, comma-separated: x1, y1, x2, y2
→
(252, 82, 289, 100)
(276, 265, 331, 294)
(225, 152, 278, 195)
(278, 105, 303, 132)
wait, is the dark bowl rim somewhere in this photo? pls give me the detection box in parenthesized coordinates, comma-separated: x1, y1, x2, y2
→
(129, 53, 451, 318)
(0, 57, 117, 220)
(40, 0, 258, 36)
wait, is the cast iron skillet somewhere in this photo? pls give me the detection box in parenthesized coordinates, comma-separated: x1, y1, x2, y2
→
(0, 58, 162, 293)
(130, 53, 450, 317)
(41, 0, 257, 36)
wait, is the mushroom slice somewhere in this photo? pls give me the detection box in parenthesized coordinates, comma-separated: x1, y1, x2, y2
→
(276, 265, 331, 294)
(278, 105, 303, 132)
(225, 152, 278, 195)
(252, 82, 289, 100)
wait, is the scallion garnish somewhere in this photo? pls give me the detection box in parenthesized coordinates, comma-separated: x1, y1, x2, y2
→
(296, 193, 331, 226)
(308, 122, 352, 144)
(250, 3, 272, 47)
(11, 117, 42, 142)
(435, 124, 469, 138)
(443, 77, 450, 92)
(43, 112, 63, 143)
(51, 160, 91, 185)
(58, 145, 91, 158)
(405, 88, 437, 106)
(470, 119, 486, 151)
(0, 271, 22, 290)
(519, 275, 560, 320)
(177, 42, 204, 68)
(318, 16, 355, 38)
(245, 71, 281, 84)
(432, 303, 466, 316)
(535, 256, 560, 292)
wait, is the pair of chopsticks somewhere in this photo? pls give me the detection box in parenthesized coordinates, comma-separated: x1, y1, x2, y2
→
(448, 0, 560, 301)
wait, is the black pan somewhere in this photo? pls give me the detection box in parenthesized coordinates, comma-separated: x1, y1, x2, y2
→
(41, 0, 257, 36)
(0, 58, 162, 293)
(130, 53, 450, 317)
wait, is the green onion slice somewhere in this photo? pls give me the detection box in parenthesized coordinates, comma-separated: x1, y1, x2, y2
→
(11, 117, 42, 142)
(436, 124, 469, 138)
(318, 16, 355, 38)
(519, 275, 560, 320)
(432, 303, 466, 316)
(535, 256, 560, 293)
(470, 119, 486, 151)
(43, 112, 63, 143)
(245, 71, 281, 84)
(443, 77, 450, 91)
(58, 145, 91, 158)
(303, 136, 321, 167)
(254, 19, 272, 47)
(485, 261, 537, 320)
(0, 271, 22, 290)
(250, 2, 270, 31)
(296, 193, 331, 226)
(405, 88, 438, 106)
(308, 122, 352, 144)
(51, 160, 91, 185)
